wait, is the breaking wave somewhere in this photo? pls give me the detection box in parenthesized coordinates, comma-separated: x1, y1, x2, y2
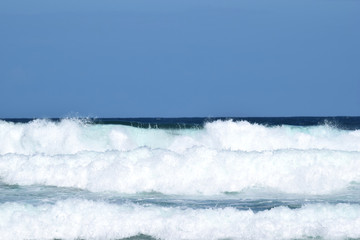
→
(0, 119, 360, 155)
(1, 119, 360, 195)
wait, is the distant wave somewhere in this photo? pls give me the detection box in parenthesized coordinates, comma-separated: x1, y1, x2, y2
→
(0, 119, 359, 155)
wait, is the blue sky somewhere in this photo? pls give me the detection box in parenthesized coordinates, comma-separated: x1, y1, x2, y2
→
(1, 0, 359, 117)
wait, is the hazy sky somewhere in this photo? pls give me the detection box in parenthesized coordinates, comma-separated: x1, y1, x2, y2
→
(1, 0, 359, 117)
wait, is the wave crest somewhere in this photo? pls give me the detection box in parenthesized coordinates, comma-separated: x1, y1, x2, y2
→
(0, 119, 359, 155)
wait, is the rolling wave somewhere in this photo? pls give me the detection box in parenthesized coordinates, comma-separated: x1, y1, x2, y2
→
(0, 119, 359, 155)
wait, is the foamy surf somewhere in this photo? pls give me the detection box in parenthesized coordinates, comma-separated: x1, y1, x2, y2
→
(0, 200, 360, 240)
(0, 148, 359, 195)
(1, 118, 359, 239)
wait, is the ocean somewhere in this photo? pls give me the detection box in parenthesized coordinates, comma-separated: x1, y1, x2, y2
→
(0, 117, 360, 240)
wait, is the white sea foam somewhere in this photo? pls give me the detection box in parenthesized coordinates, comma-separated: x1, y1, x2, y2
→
(1, 119, 359, 195)
(1, 148, 359, 195)
(0, 119, 360, 155)
(202, 120, 360, 152)
(0, 200, 360, 240)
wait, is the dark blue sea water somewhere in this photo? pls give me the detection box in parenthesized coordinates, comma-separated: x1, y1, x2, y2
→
(4, 116, 360, 129)
(0, 117, 360, 239)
